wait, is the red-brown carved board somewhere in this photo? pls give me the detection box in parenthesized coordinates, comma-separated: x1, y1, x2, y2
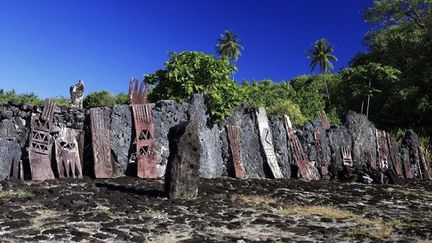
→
(132, 104, 158, 178)
(227, 125, 245, 179)
(28, 99, 55, 181)
(90, 108, 113, 178)
(284, 115, 319, 180)
(55, 127, 83, 179)
(314, 130, 328, 176)
(386, 134, 403, 177)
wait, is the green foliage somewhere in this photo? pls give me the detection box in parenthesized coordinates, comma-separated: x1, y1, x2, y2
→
(307, 38, 338, 106)
(364, 0, 432, 28)
(216, 30, 244, 62)
(241, 80, 307, 125)
(307, 39, 338, 74)
(51, 96, 70, 107)
(0, 89, 43, 105)
(115, 92, 129, 105)
(337, 63, 400, 120)
(84, 91, 117, 108)
(351, 0, 432, 135)
(146, 51, 238, 119)
(207, 80, 249, 120)
(290, 75, 327, 119)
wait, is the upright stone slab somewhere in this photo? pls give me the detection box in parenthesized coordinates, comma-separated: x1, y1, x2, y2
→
(165, 120, 201, 200)
(327, 125, 353, 178)
(269, 117, 292, 178)
(256, 108, 283, 179)
(153, 100, 189, 177)
(188, 94, 224, 178)
(0, 138, 22, 181)
(55, 127, 83, 179)
(343, 111, 377, 169)
(110, 105, 133, 176)
(28, 99, 56, 181)
(90, 108, 113, 178)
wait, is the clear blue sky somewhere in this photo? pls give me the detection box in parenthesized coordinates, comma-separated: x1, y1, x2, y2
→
(0, 0, 372, 98)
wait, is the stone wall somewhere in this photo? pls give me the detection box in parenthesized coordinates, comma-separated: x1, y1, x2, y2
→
(0, 94, 430, 183)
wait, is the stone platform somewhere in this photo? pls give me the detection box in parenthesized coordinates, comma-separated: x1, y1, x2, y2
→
(0, 177, 431, 242)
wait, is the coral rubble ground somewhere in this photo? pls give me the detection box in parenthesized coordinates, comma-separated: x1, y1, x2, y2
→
(0, 177, 431, 242)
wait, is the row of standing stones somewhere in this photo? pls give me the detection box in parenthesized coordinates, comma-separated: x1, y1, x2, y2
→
(0, 93, 430, 190)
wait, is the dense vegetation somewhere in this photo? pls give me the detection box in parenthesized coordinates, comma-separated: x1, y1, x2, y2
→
(1, 0, 430, 155)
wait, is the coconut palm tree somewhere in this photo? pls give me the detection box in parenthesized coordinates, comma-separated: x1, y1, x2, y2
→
(307, 38, 338, 106)
(216, 30, 244, 62)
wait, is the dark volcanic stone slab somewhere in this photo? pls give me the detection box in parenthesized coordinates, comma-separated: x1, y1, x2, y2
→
(165, 120, 201, 199)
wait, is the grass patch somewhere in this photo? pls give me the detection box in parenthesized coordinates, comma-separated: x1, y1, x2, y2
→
(17, 190, 33, 199)
(231, 194, 280, 210)
(0, 189, 33, 199)
(283, 205, 395, 239)
(146, 209, 167, 219)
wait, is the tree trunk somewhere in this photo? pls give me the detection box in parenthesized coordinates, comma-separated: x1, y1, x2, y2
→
(323, 77, 331, 107)
(360, 100, 364, 114)
(366, 79, 371, 118)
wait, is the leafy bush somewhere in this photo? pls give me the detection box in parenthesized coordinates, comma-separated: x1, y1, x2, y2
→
(146, 51, 239, 119)
(84, 91, 117, 108)
(0, 89, 43, 105)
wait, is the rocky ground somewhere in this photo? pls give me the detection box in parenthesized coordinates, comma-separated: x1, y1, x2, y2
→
(0, 177, 431, 242)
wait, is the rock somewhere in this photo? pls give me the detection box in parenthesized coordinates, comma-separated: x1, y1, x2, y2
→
(188, 94, 224, 178)
(110, 105, 133, 177)
(1, 110, 13, 120)
(269, 117, 292, 178)
(236, 104, 266, 178)
(0, 139, 21, 180)
(327, 125, 352, 179)
(0, 119, 17, 140)
(153, 100, 189, 177)
(402, 129, 425, 179)
(299, 120, 331, 179)
(343, 111, 377, 168)
(165, 120, 201, 199)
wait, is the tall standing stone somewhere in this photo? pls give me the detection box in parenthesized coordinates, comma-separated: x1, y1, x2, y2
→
(165, 120, 201, 200)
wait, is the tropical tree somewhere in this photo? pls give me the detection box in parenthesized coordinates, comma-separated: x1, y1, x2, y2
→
(145, 51, 244, 120)
(339, 63, 400, 118)
(216, 30, 244, 62)
(307, 38, 338, 106)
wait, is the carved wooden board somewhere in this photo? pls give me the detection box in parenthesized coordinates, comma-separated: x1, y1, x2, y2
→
(55, 127, 83, 179)
(255, 108, 283, 179)
(419, 147, 432, 180)
(341, 147, 353, 167)
(314, 130, 328, 176)
(28, 99, 55, 181)
(317, 111, 331, 130)
(227, 125, 245, 179)
(90, 108, 113, 178)
(129, 77, 148, 105)
(284, 115, 320, 180)
(132, 104, 157, 179)
(376, 130, 389, 170)
(386, 134, 403, 177)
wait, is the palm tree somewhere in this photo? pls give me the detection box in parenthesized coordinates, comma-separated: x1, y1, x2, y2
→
(307, 38, 338, 106)
(216, 30, 244, 62)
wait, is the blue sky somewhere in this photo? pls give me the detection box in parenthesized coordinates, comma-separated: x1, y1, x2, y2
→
(0, 0, 371, 98)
